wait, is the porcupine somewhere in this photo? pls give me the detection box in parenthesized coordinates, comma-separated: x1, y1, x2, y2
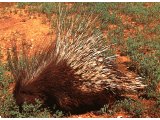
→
(7, 11, 146, 113)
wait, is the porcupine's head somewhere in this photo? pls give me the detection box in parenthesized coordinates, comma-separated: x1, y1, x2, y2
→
(13, 70, 44, 109)
(6, 33, 52, 109)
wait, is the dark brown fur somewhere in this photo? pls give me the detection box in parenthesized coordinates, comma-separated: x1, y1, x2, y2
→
(13, 59, 118, 113)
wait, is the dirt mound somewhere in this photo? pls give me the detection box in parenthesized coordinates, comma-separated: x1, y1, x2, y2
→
(0, 7, 55, 62)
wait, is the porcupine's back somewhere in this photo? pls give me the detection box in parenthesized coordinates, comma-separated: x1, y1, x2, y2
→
(7, 12, 146, 113)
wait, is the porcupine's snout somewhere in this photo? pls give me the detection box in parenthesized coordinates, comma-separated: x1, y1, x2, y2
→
(14, 87, 44, 112)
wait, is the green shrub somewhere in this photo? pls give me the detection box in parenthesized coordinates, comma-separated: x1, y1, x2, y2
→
(114, 98, 144, 117)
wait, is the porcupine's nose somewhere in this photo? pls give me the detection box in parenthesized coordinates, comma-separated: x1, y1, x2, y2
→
(14, 93, 24, 112)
